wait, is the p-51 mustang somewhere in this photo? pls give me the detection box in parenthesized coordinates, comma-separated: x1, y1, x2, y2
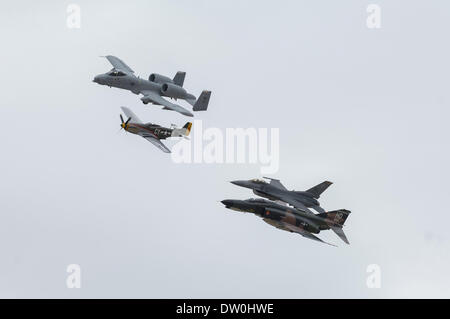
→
(94, 55, 211, 117)
(119, 107, 191, 153)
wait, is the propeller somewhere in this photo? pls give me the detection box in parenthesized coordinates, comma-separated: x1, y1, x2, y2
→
(120, 114, 132, 131)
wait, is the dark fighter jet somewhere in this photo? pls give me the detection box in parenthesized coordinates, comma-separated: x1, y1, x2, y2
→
(221, 198, 351, 246)
(230, 177, 332, 214)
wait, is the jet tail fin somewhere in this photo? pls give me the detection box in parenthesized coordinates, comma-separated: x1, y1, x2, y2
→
(330, 226, 350, 244)
(318, 209, 351, 227)
(173, 71, 186, 87)
(306, 181, 333, 198)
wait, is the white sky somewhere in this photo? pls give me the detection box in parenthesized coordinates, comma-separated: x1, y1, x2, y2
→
(0, 1, 449, 298)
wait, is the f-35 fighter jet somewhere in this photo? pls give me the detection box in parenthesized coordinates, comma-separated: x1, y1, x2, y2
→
(119, 107, 191, 153)
(93, 56, 211, 117)
(221, 198, 351, 246)
(230, 177, 332, 214)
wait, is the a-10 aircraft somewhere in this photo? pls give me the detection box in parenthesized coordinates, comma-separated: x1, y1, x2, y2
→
(119, 107, 191, 153)
(221, 198, 350, 246)
(231, 177, 332, 214)
(93, 55, 211, 117)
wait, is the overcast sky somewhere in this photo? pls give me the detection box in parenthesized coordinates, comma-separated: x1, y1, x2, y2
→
(0, 0, 449, 298)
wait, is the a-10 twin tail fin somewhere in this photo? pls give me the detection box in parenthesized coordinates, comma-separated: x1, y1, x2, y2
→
(186, 91, 212, 111)
(173, 71, 186, 87)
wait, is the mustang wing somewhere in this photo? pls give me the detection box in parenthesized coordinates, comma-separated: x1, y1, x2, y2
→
(120, 106, 142, 124)
(104, 55, 134, 73)
(140, 90, 193, 117)
(138, 133, 171, 153)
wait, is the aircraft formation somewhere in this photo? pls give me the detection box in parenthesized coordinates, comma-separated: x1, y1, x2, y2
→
(93, 56, 352, 246)
(93, 55, 210, 152)
(222, 177, 351, 246)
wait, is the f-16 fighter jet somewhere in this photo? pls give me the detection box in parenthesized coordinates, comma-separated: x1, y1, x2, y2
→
(119, 107, 191, 153)
(93, 55, 211, 117)
(221, 198, 351, 246)
(230, 177, 332, 214)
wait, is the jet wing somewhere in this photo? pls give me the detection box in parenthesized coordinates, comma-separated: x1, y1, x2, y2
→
(140, 90, 194, 117)
(276, 195, 316, 216)
(281, 222, 336, 246)
(311, 205, 326, 214)
(104, 55, 134, 73)
(138, 133, 171, 153)
(265, 206, 320, 230)
(263, 218, 334, 246)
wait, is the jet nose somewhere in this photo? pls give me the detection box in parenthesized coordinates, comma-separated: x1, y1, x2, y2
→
(93, 75, 101, 83)
(230, 180, 250, 188)
(221, 200, 234, 207)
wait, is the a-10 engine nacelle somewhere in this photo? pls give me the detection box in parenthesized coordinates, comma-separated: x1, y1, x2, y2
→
(149, 73, 173, 84)
(160, 83, 187, 99)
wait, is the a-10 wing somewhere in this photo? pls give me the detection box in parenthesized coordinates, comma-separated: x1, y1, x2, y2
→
(140, 90, 194, 117)
(104, 55, 134, 73)
(138, 132, 171, 153)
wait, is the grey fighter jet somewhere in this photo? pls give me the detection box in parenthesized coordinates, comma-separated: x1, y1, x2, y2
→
(221, 198, 351, 245)
(119, 107, 191, 153)
(230, 177, 332, 214)
(93, 56, 211, 117)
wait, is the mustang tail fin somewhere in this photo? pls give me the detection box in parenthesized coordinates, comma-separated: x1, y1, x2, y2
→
(173, 71, 186, 87)
(306, 181, 333, 198)
(172, 122, 192, 137)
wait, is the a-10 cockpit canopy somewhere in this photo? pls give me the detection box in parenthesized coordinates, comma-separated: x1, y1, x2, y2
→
(108, 70, 127, 77)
